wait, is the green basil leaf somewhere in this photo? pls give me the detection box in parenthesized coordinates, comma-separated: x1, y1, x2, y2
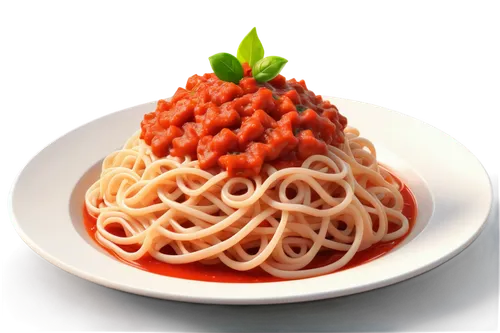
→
(296, 105, 307, 112)
(208, 52, 244, 84)
(252, 56, 288, 83)
(237, 27, 265, 66)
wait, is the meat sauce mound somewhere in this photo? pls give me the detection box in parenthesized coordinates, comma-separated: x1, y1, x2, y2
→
(141, 64, 347, 177)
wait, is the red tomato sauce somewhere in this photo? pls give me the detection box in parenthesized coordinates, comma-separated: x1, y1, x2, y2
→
(83, 172, 417, 283)
(140, 64, 347, 177)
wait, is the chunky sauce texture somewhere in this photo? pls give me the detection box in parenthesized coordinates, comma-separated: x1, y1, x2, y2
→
(141, 64, 347, 177)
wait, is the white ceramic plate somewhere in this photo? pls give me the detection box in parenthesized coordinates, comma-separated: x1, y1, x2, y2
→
(9, 97, 492, 305)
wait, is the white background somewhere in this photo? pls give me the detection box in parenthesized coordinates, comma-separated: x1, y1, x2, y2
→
(0, 96, 488, 240)
(0, 24, 492, 240)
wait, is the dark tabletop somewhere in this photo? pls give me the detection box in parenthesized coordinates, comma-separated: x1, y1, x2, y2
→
(4, 175, 500, 332)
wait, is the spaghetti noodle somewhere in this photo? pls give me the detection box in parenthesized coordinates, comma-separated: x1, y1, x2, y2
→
(85, 126, 410, 279)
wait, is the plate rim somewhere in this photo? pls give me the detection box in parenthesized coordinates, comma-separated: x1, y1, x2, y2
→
(8, 96, 494, 305)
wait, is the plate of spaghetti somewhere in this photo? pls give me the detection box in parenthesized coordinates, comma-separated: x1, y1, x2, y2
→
(10, 29, 492, 304)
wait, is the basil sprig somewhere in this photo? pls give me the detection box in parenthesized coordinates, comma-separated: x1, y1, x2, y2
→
(209, 53, 244, 84)
(208, 28, 288, 84)
(252, 56, 288, 83)
(234, 25, 267, 68)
